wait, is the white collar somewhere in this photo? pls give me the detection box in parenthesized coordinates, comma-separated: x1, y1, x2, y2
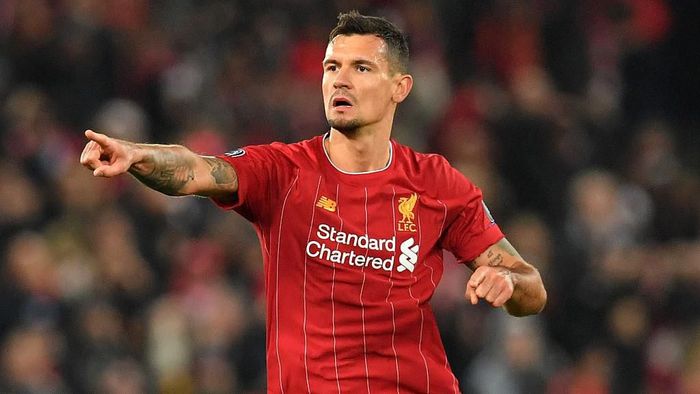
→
(322, 132, 393, 175)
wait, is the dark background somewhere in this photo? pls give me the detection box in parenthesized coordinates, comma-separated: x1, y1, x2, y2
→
(0, 0, 698, 392)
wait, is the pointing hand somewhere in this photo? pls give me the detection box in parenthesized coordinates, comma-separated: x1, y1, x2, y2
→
(79, 130, 135, 177)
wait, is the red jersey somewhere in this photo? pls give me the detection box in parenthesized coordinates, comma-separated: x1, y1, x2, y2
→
(214, 134, 503, 393)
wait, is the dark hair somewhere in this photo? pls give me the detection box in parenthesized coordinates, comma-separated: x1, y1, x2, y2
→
(329, 11, 409, 74)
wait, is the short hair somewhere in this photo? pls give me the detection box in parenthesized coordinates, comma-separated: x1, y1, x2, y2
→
(329, 11, 410, 74)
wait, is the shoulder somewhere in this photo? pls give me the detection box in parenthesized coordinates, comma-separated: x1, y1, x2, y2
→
(393, 141, 478, 198)
(273, 136, 319, 157)
(393, 141, 446, 168)
(394, 142, 467, 179)
(239, 135, 322, 166)
(245, 135, 317, 154)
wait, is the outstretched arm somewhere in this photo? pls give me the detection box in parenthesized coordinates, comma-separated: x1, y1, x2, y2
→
(466, 238, 547, 316)
(79, 130, 238, 199)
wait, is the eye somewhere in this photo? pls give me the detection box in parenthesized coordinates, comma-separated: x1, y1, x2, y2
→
(325, 64, 337, 72)
(357, 65, 370, 72)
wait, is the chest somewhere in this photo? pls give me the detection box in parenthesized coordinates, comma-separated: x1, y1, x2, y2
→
(277, 173, 448, 277)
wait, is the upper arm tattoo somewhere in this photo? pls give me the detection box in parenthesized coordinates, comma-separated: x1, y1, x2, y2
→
(203, 157, 237, 188)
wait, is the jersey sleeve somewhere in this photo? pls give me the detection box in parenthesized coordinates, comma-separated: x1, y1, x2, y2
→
(210, 143, 290, 223)
(438, 166, 504, 264)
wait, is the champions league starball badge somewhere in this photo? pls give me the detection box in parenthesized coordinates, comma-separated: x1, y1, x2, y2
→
(224, 148, 246, 157)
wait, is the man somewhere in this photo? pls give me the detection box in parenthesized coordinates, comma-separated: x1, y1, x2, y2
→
(80, 11, 546, 393)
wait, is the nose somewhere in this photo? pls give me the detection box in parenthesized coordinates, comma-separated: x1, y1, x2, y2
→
(333, 68, 351, 89)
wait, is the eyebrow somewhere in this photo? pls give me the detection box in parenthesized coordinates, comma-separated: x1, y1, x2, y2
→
(322, 58, 380, 68)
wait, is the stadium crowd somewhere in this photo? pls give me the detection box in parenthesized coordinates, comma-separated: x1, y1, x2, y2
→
(0, 0, 698, 393)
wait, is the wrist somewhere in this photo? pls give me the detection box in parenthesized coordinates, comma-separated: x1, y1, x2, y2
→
(127, 144, 153, 174)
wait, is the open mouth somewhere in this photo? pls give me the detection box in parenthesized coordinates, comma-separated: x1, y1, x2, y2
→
(332, 97, 353, 108)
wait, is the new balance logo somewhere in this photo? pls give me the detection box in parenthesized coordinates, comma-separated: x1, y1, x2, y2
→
(316, 196, 337, 212)
(397, 238, 419, 273)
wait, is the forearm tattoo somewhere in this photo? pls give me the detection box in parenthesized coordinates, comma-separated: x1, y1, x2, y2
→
(129, 150, 195, 195)
(486, 239, 519, 267)
(499, 239, 518, 257)
(486, 250, 504, 267)
(468, 239, 520, 271)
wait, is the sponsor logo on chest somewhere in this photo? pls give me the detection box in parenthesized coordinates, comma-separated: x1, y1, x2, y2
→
(306, 193, 421, 273)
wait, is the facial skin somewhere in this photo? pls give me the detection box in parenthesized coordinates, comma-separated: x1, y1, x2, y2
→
(322, 34, 412, 136)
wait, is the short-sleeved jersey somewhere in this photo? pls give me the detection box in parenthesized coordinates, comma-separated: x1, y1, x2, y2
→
(214, 134, 503, 393)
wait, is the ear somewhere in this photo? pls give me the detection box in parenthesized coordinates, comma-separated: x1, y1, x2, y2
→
(392, 74, 413, 103)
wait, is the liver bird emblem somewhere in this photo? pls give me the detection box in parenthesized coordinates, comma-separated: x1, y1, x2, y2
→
(398, 193, 418, 223)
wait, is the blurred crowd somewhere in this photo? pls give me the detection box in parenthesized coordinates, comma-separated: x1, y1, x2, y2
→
(0, 0, 698, 393)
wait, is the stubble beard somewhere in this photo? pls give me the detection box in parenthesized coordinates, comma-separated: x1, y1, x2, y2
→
(327, 117, 363, 136)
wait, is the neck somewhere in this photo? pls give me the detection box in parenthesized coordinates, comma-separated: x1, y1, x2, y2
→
(325, 128, 392, 173)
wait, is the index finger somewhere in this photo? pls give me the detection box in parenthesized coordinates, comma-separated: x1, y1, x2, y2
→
(84, 130, 111, 147)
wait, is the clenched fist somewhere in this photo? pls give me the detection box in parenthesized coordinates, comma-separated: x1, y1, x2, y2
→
(466, 265, 515, 308)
